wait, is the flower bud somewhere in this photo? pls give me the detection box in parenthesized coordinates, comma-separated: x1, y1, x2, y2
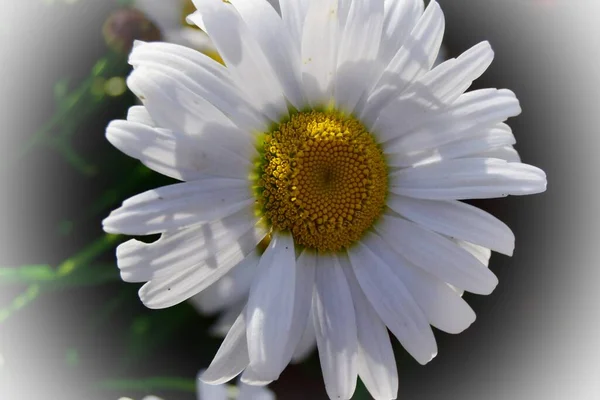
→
(102, 8, 161, 55)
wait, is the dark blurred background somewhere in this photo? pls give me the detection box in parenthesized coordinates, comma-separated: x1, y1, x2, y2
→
(1, 1, 598, 399)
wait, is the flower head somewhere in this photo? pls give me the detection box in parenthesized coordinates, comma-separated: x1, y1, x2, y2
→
(103, 0, 547, 399)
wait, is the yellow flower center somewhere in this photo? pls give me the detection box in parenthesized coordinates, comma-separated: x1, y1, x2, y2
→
(254, 111, 388, 253)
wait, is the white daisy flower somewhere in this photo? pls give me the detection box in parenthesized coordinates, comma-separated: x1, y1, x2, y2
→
(103, 0, 547, 399)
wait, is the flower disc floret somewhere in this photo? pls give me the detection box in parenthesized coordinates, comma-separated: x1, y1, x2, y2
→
(254, 111, 388, 252)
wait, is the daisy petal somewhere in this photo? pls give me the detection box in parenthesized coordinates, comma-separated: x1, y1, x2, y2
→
(201, 311, 249, 384)
(385, 123, 516, 167)
(417, 41, 495, 105)
(347, 242, 437, 365)
(334, 0, 384, 114)
(337, 0, 352, 28)
(281, 250, 316, 365)
(129, 41, 268, 132)
(246, 233, 296, 379)
(470, 145, 521, 162)
(163, 27, 216, 53)
(240, 366, 273, 386)
(278, 0, 310, 50)
(365, 233, 476, 334)
(115, 208, 259, 282)
(292, 307, 317, 363)
(228, 0, 306, 109)
(102, 179, 252, 235)
(312, 255, 358, 400)
(361, 0, 444, 126)
(138, 228, 265, 309)
(126, 105, 155, 126)
(450, 240, 493, 296)
(390, 158, 547, 200)
(378, 0, 424, 66)
(127, 67, 255, 158)
(375, 214, 498, 295)
(383, 88, 520, 150)
(238, 382, 276, 400)
(196, 371, 228, 400)
(191, 252, 259, 314)
(456, 240, 492, 267)
(190, 0, 288, 121)
(301, 0, 340, 107)
(340, 255, 398, 400)
(387, 195, 515, 255)
(106, 120, 253, 181)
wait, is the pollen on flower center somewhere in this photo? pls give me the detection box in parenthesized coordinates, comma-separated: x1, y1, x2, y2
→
(253, 110, 388, 253)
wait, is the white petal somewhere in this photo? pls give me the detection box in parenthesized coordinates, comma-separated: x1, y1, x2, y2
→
(129, 41, 268, 132)
(387, 195, 515, 255)
(126, 105, 155, 126)
(190, 0, 288, 121)
(334, 0, 384, 114)
(470, 145, 521, 162)
(301, 0, 340, 107)
(202, 311, 249, 384)
(292, 307, 317, 363)
(106, 120, 253, 181)
(375, 214, 498, 294)
(127, 67, 256, 159)
(385, 124, 516, 167)
(278, 0, 310, 51)
(337, 0, 352, 28)
(361, 1, 444, 127)
(364, 233, 476, 334)
(186, 10, 207, 31)
(265, 0, 280, 14)
(340, 255, 398, 400)
(196, 370, 228, 400)
(455, 240, 492, 267)
(102, 179, 252, 235)
(105, 120, 201, 181)
(246, 233, 296, 379)
(163, 28, 217, 55)
(239, 365, 273, 386)
(115, 208, 259, 282)
(378, 0, 424, 66)
(416, 41, 495, 105)
(238, 382, 276, 400)
(390, 158, 547, 200)
(347, 242, 436, 365)
(281, 250, 316, 365)
(449, 240, 492, 296)
(191, 252, 259, 314)
(138, 228, 266, 309)
(228, 0, 306, 109)
(312, 254, 358, 400)
(383, 89, 520, 150)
